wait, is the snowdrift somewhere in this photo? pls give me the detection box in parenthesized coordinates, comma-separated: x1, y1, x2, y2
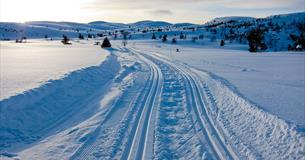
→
(0, 53, 120, 151)
(194, 69, 305, 159)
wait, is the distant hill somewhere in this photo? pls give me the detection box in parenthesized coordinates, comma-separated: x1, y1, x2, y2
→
(0, 12, 304, 52)
(205, 16, 256, 26)
(128, 20, 172, 28)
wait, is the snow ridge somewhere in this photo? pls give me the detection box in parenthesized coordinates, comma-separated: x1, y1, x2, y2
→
(0, 53, 120, 151)
(193, 69, 305, 159)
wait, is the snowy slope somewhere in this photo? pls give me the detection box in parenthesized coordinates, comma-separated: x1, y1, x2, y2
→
(129, 20, 172, 28)
(205, 16, 256, 26)
(264, 12, 305, 23)
(0, 50, 119, 151)
(88, 21, 128, 30)
(0, 40, 108, 100)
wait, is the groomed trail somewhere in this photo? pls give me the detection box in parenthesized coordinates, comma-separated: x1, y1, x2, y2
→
(1, 44, 304, 160)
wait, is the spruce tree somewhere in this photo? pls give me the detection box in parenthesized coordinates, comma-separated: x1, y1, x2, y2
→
(152, 33, 156, 39)
(101, 37, 111, 48)
(61, 35, 71, 45)
(172, 38, 177, 43)
(220, 40, 225, 46)
(162, 35, 167, 42)
(247, 28, 267, 52)
(78, 33, 84, 40)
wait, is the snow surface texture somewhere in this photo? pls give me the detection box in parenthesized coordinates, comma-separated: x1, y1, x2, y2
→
(0, 40, 108, 100)
(1, 12, 305, 160)
(133, 41, 305, 128)
(0, 40, 304, 160)
(0, 51, 119, 151)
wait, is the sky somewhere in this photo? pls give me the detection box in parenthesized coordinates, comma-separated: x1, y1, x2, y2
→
(0, 0, 304, 23)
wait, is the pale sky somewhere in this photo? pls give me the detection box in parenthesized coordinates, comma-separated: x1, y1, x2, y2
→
(0, 0, 304, 23)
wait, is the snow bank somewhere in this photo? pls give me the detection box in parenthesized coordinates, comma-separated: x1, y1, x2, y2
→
(194, 69, 305, 159)
(0, 53, 120, 151)
(12, 49, 146, 160)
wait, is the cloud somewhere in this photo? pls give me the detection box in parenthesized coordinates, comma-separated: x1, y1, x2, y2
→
(80, 0, 304, 23)
(148, 10, 173, 16)
(84, 0, 303, 12)
(222, 0, 304, 9)
(83, 0, 209, 10)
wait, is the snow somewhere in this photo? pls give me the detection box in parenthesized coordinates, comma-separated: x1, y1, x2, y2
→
(129, 20, 172, 28)
(0, 51, 120, 153)
(205, 16, 256, 25)
(1, 12, 305, 160)
(0, 39, 304, 160)
(132, 40, 305, 128)
(0, 40, 108, 100)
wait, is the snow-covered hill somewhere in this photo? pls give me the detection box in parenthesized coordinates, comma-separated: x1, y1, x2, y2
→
(0, 12, 304, 51)
(129, 20, 172, 28)
(205, 16, 256, 26)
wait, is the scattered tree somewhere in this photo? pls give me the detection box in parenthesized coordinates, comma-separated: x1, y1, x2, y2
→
(78, 33, 84, 40)
(192, 37, 198, 42)
(152, 33, 156, 39)
(101, 37, 111, 48)
(61, 35, 71, 45)
(97, 33, 104, 37)
(220, 40, 225, 46)
(247, 28, 267, 52)
(289, 33, 305, 51)
(179, 32, 186, 39)
(172, 38, 177, 43)
(162, 35, 168, 42)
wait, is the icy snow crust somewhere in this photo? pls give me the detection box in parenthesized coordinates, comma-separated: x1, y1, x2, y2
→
(0, 40, 304, 159)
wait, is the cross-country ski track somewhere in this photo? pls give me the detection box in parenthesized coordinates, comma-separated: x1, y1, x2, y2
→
(2, 44, 304, 160)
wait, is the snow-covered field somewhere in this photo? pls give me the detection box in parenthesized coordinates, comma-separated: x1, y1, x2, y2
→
(0, 39, 304, 160)
(132, 40, 305, 127)
(0, 40, 108, 100)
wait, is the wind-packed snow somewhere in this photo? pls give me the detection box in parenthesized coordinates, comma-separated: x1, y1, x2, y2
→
(0, 40, 108, 100)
